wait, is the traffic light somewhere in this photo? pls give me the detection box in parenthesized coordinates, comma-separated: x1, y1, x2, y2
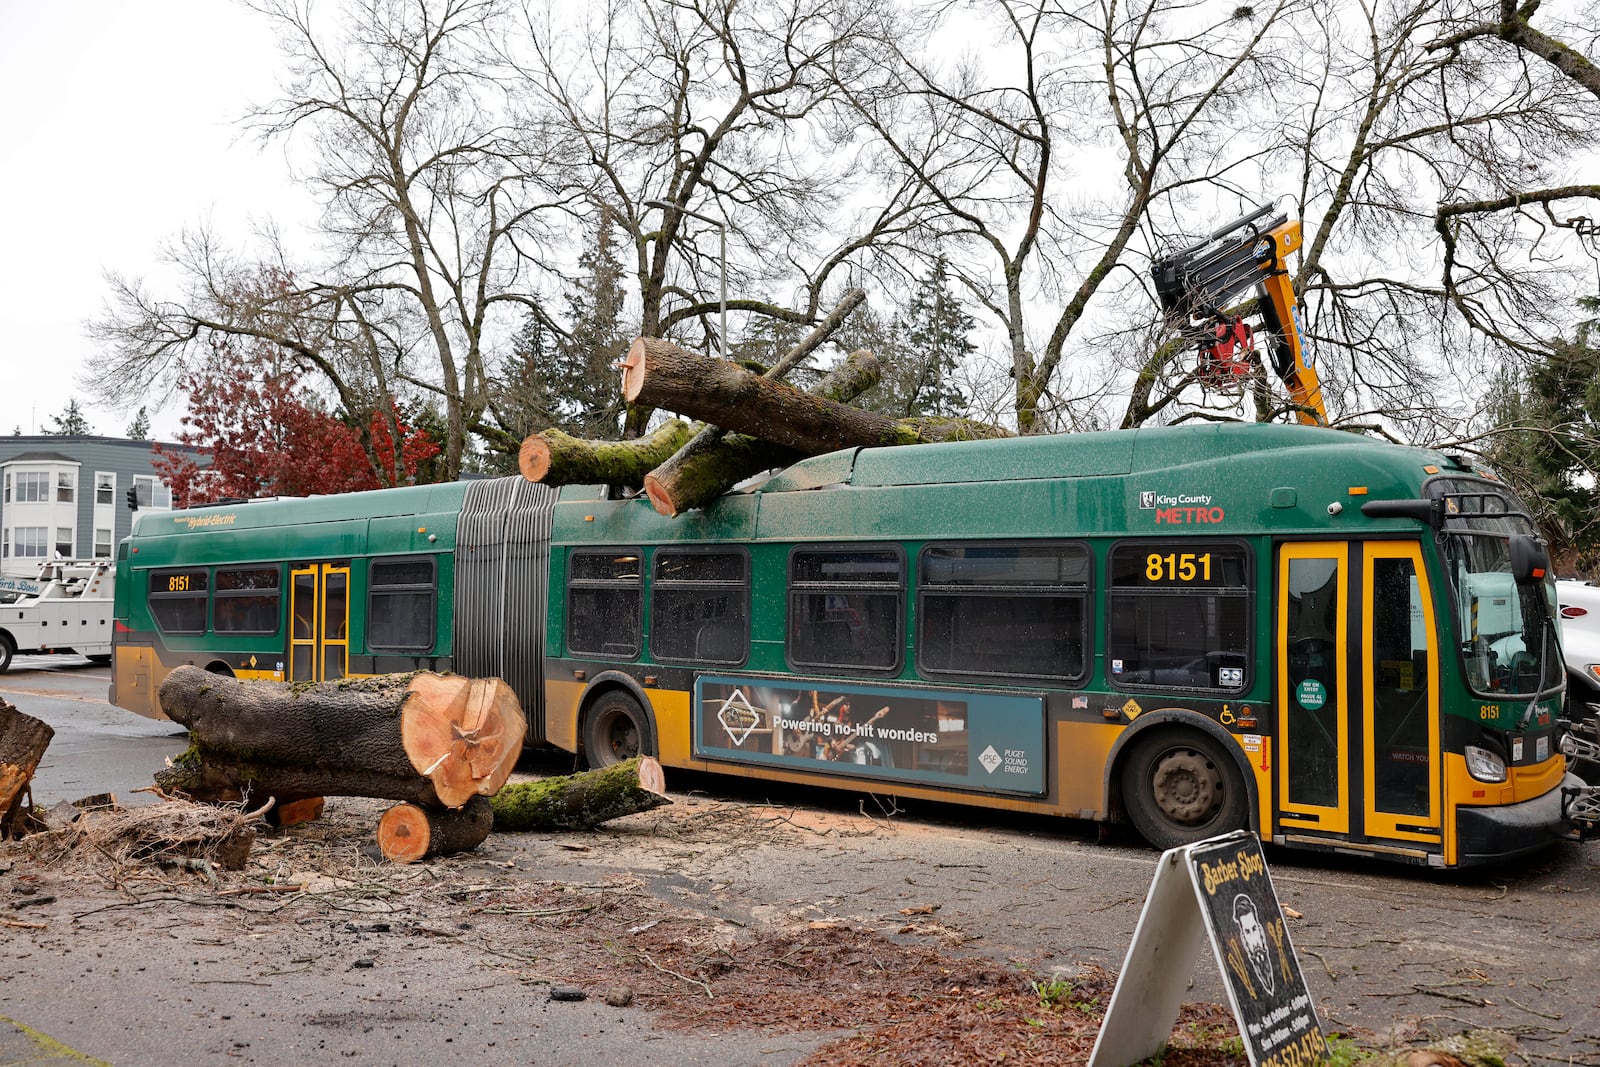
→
(126, 486, 139, 511)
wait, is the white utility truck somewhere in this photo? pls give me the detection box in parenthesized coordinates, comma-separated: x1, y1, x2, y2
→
(0, 559, 114, 672)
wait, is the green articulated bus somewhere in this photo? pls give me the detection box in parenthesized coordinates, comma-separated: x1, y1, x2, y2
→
(110, 421, 1585, 867)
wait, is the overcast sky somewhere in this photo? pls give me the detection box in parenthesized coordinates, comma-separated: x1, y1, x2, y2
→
(0, 1, 311, 441)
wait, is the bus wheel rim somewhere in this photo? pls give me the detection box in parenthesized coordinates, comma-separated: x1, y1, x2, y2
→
(606, 714, 639, 759)
(1149, 748, 1221, 825)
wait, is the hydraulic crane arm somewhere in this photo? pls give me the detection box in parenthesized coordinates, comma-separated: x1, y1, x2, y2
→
(1151, 204, 1328, 426)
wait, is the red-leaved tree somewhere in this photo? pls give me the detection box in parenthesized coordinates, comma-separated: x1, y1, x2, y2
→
(154, 339, 439, 508)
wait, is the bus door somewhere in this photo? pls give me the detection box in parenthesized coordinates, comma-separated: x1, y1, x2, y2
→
(289, 562, 350, 683)
(1277, 541, 1441, 852)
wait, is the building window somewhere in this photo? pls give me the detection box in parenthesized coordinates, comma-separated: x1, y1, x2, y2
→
(55, 527, 73, 558)
(13, 472, 48, 504)
(918, 541, 1092, 683)
(367, 557, 437, 651)
(132, 475, 172, 510)
(95, 472, 115, 506)
(650, 549, 748, 665)
(788, 546, 904, 672)
(94, 528, 112, 558)
(566, 549, 642, 658)
(56, 472, 75, 503)
(13, 527, 48, 559)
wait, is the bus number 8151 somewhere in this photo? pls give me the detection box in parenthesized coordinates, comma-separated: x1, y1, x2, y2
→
(1146, 552, 1212, 583)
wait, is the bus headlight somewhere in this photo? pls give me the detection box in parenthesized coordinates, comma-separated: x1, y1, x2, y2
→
(1465, 745, 1508, 783)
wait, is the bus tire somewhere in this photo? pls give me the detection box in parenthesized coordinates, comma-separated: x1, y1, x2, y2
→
(582, 691, 654, 770)
(1119, 729, 1249, 850)
(0, 634, 12, 673)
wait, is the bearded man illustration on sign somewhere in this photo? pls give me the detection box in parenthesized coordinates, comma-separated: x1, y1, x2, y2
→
(1233, 893, 1275, 998)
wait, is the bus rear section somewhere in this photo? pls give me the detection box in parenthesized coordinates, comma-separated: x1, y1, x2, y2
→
(108, 478, 555, 725)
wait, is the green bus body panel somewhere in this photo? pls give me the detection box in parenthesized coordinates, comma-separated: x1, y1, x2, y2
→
(552, 423, 1455, 546)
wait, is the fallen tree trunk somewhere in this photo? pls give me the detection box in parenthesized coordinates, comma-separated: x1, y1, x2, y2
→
(519, 418, 693, 488)
(622, 338, 1011, 456)
(0, 698, 53, 837)
(621, 337, 895, 454)
(644, 348, 882, 517)
(377, 796, 494, 863)
(489, 756, 669, 831)
(154, 667, 525, 809)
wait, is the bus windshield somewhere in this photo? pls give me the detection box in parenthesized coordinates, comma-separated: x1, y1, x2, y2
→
(1436, 486, 1561, 697)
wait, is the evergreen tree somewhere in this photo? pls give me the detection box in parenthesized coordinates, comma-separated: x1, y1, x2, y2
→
(894, 259, 974, 417)
(493, 212, 632, 459)
(841, 263, 975, 418)
(44, 399, 93, 436)
(1486, 298, 1600, 572)
(126, 406, 151, 440)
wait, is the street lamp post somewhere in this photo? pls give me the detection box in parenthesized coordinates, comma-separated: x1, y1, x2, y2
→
(647, 200, 727, 356)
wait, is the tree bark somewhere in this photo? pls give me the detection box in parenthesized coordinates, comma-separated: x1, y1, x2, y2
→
(623, 338, 1011, 457)
(621, 337, 909, 454)
(519, 418, 693, 488)
(0, 698, 53, 837)
(377, 796, 494, 863)
(154, 667, 526, 809)
(644, 348, 882, 516)
(489, 756, 669, 832)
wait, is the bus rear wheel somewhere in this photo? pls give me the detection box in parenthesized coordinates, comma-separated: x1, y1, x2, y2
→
(1120, 730, 1248, 850)
(583, 692, 654, 770)
(0, 634, 13, 673)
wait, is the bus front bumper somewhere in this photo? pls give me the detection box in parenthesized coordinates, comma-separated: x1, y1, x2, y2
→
(1456, 773, 1588, 866)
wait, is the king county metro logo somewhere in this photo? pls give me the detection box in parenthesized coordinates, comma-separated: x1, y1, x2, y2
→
(715, 688, 762, 747)
(978, 745, 1003, 774)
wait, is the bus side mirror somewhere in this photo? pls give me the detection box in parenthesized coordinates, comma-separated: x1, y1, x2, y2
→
(1510, 534, 1549, 584)
(1359, 498, 1442, 527)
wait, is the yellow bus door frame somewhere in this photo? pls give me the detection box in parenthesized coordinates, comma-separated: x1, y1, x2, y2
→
(1360, 541, 1442, 844)
(1277, 542, 1350, 834)
(289, 563, 350, 683)
(1277, 540, 1442, 851)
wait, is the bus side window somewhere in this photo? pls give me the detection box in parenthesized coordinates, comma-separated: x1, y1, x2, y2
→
(214, 567, 281, 635)
(918, 541, 1091, 683)
(567, 549, 642, 659)
(368, 557, 437, 651)
(1106, 542, 1251, 691)
(148, 568, 209, 634)
(650, 549, 748, 666)
(787, 546, 903, 672)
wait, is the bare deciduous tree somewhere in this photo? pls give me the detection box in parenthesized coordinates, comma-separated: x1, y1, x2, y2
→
(89, 0, 567, 479)
(511, 0, 929, 435)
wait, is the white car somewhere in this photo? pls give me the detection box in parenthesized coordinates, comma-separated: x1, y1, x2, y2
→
(1556, 579, 1600, 720)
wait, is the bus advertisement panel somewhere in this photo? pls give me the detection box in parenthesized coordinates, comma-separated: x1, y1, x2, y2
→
(694, 676, 1047, 795)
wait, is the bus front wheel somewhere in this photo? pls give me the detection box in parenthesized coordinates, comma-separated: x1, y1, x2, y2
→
(1120, 730, 1248, 850)
(0, 634, 13, 673)
(582, 692, 654, 770)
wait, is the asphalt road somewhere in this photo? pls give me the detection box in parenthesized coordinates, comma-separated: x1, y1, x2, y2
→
(4, 661, 1599, 1065)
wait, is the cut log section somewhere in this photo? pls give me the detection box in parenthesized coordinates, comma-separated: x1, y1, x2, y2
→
(489, 756, 670, 832)
(519, 418, 692, 488)
(377, 796, 494, 863)
(265, 796, 326, 828)
(0, 697, 53, 837)
(154, 667, 526, 809)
